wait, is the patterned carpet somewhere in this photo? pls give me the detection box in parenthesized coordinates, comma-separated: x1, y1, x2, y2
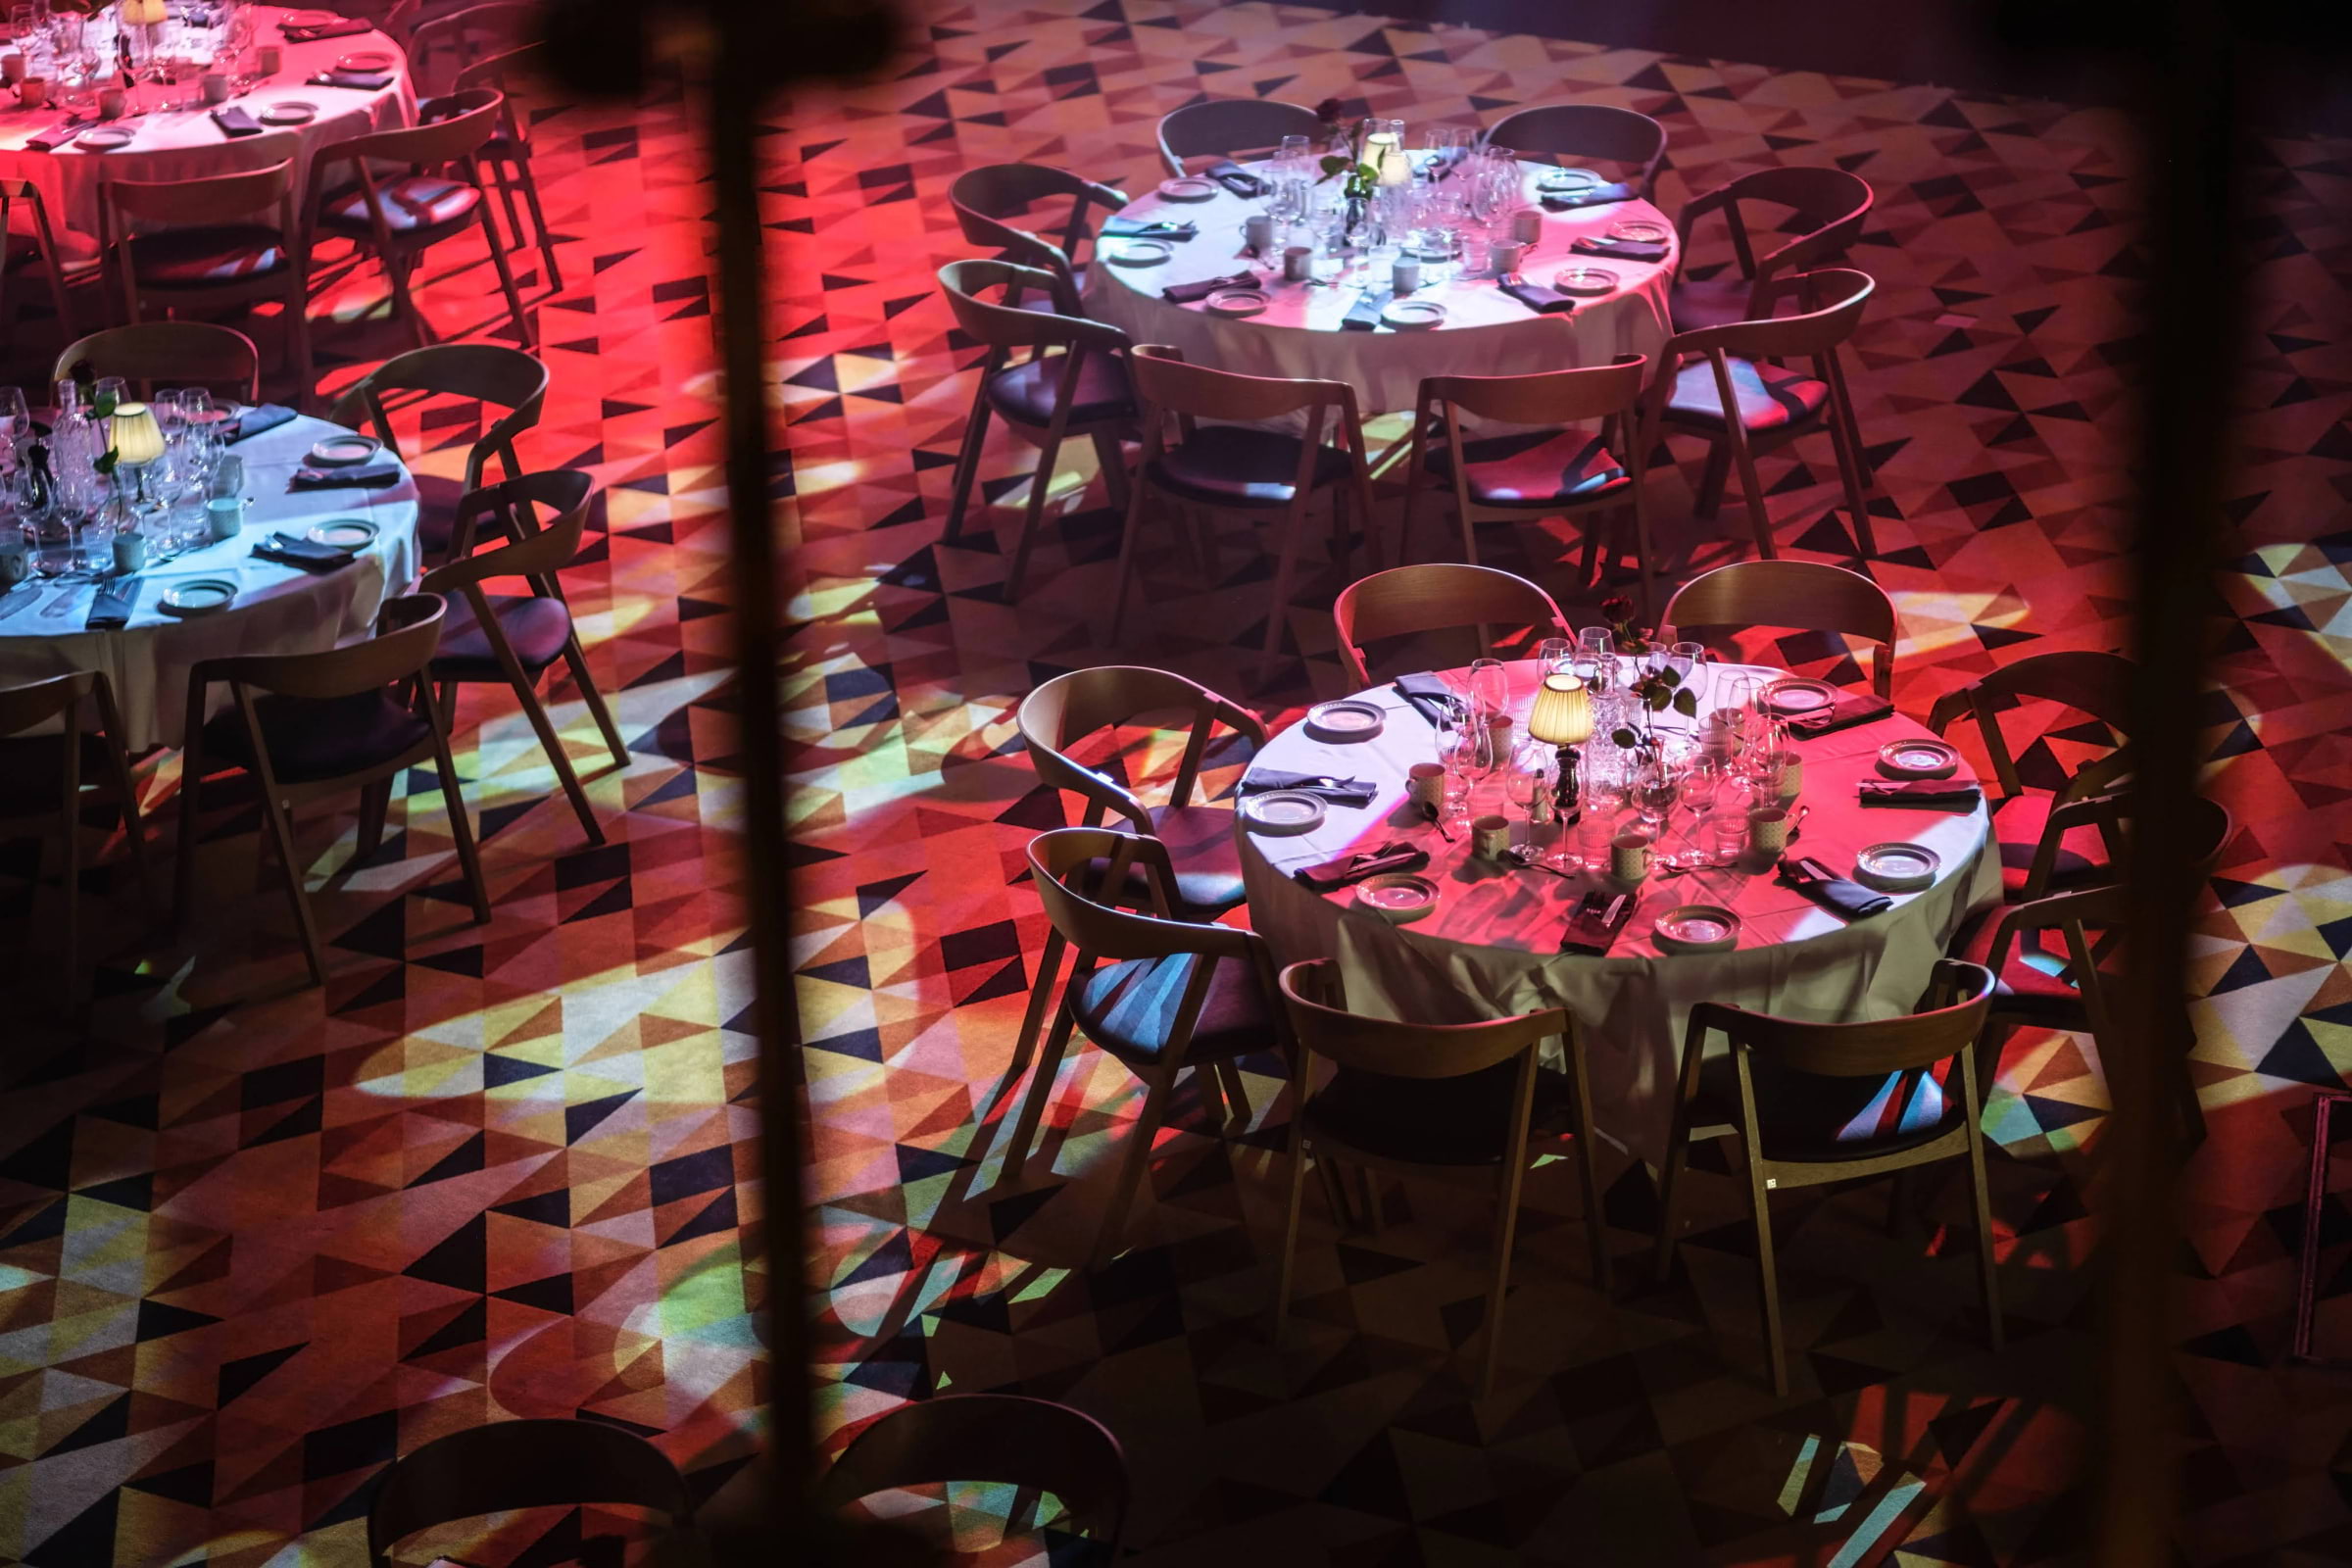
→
(0, 1, 2346, 1563)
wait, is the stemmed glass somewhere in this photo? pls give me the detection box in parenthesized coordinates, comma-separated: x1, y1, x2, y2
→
(1576, 625, 1615, 692)
(1434, 713, 1486, 824)
(1465, 656, 1508, 723)
(1673, 754, 1724, 869)
(1536, 636, 1573, 681)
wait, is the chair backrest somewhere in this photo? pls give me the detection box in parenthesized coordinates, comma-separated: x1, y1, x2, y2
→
(1679, 166, 1873, 306)
(1657, 266, 1874, 367)
(418, 469, 596, 600)
(1927, 650, 2134, 799)
(1027, 827, 1261, 966)
(1017, 665, 1265, 831)
(315, 87, 503, 186)
(1278, 957, 1564, 1080)
(439, 466, 595, 564)
(1129, 343, 1351, 427)
(935, 258, 1126, 355)
(407, 1, 535, 95)
(196, 593, 446, 702)
(1661, 560, 1897, 697)
(1332, 564, 1568, 689)
(367, 1417, 694, 1568)
(1482, 104, 1667, 193)
(0, 670, 96, 740)
(54, 322, 261, 402)
(327, 343, 549, 491)
(1698, 959, 1994, 1080)
(101, 158, 296, 229)
(817, 1395, 1130, 1549)
(949, 163, 1124, 292)
(1417, 353, 1647, 429)
(1156, 97, 1322, 174)
(453, 37, 545, 107)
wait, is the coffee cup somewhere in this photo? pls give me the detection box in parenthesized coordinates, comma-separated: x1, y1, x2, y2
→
(1391, 257, 1420, 295)
(1511, 207, 1543, 243)
(96, 85, 125, 119)
(17, 74, 46, 108)
(1, 53, 24, 85)
(0, 541, 27, 590)
(257, 44, 281, 75)
(1243, 213, 1273, 254)
(1281, 244, 1311, 283)
(111, 531, 146, 574)
(1610, 831, 1651, 884)
(201, 71, 231, 105)
(1488, 239, 1528, 275)
(1774, 750, 1803, 801)
(1405, 760, 1446, 809)
(1747, 807, 1789, 858)
(205, 495, 243, 542)
(1471, 813, 1512, 860)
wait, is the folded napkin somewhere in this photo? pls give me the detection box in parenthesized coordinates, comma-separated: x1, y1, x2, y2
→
(1393, 672, 1458, 729)
(1540, 181, 1637, 211)
(225, 404, 298, 444)
(1297, 841, 1429, 893)
(1571, 234, 1669, 264)
(1241, 769, 1377, 808)
(280, 15, 372, 39)
(1785, 692, 1894, 739)
(253, 536, 354, 570)
(1559, 889, 1638, 956)
(1205, 160, 1266, 198)
(84, 578, 138, 630)
(289, 463, 401, 490)
(310, 69, 393, 90)
(25, 122, 87, 153)
(1858, 780, 1982, 810)
(1161, 271, 1256, 304)
(1340, 291, 1388, 331)
(1101, 218, 1196, 240)
(1498, 277, 1575, 316)
(1779, 856, 1893, 920)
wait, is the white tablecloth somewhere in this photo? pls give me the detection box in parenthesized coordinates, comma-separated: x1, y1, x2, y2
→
(0, 6, 414, 239)
(1083, 160, 1678, 415)
(0, 413, 420, 749)
(1236, 662, 2001, 1165)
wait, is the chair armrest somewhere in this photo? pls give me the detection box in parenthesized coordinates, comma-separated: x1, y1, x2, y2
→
(1083, 180, 1129, 211)
(1206, 690, 1270, 748)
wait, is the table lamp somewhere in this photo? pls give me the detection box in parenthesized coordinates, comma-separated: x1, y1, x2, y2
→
(109, 402, 166, 505)
(1526, 673, 1592, 821)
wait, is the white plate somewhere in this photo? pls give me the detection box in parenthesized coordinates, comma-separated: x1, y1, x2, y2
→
(1763, 677, 1838, 715)
(260, 101, 318, 124)
(1878, 738, 1960, 779)
(1552, 265, 1620, 297)
(1241, 790, 1328, 835)
(307, 517, 378, 551)
(77, 127, 133, 151)
(308, 433, 380, 466)
(1381, 298, 1446, 331)
(1538, 169, 1603, 193)
(1855, 842, 1940, 892)
(337, 50, 396, 71)
(160, 578, 237, 616)
(1355, 873, 1438, 922)
(282, 9, 345, 24)
(1203, 285, 1268, 317)
(1608, 219, 1670, 244)
(1156, 176, 1220, 202)
(1104, 238, 1172, 267)
(1304, 700, 1385, 742)
(1653, 904, 1740, 953)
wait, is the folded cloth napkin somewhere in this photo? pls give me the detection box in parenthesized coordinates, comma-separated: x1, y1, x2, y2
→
(1297, 841, 1429, 893)
(1540, 181, 1637, 211)
(253, 536, 355, 570)
(1101, 218, 1197, 239)
(1341, 291, 1389, 331)
(1393, 672, 1458, 729)
(289, 463, 401, 490)
(224, 404, 298, 444)
(1559, 889, 1638, 956)
(1571, 234, 1669, 264)
(1779, 856, 1894, 920)
(1858, 780, 1983, 810)
(1498, 277, 1576, 315)
(310, 69, 393, 90)
(25, 122, 86, 153)
(1205, 160, 1266, 198)
(84, 578, 138, 630)
(1241, 769, 1377, 807)
(1162, 271, 1254, 304)
(280, 15, 372, 38)
(1785, 691, 1894, 738)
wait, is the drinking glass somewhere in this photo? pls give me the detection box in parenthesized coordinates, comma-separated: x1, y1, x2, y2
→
(1435, 718, 1482, 820)
(0, 384, 27, 449)
(1577, 769, 1625, 869)
(1669, 641, 1702, 680)
(1509, 739, 1555, 824)
(1536, 636, 1573, 680)
(1466, 656, 1508, 723)
(209, 450, 243, 502)
(1634, 756, 1682, 849)
(1577, 625, 1614, 692)
(1277, 132, 1311, 175)
(92, 374, 126, 414)
(1675, 755, 1723, 868)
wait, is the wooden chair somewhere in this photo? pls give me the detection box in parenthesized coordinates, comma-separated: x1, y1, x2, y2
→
(308, 87, 532, 349)
(1156, 97, 1323, 177)
(327, 342, 549, 564)
(0, 671, 151, 1006)
(1398, 353, 1654, 613)
(1007, 827, 1285, 1265)
(1273, 958, 1608, 1397)
(936, 258, 1135, 601)
(1661, 560, 1897, 698)
(418, 470, 628, 845)
(1638, 267, 1880, 562)
(1331, 563, 1568, 690)
(1482, 103, 1667, 197)
(949, 163, 1126, 315)
(1670, 166, 1874, 332)
(1113, 345, 1378, 682)
(96, 159, 312, 400)
(1653, 959, 2001, 1396)
(818, 1395, 1130, 1556)
(175, 594, 490, 986)
(2, 177, 92, 350)
(54, 321, 261, 403)
(1927, 651, 2134, 900)
(367, 1417, 694, 1568)
(454, 36, 564, 290)
(404, 0, 534, 94)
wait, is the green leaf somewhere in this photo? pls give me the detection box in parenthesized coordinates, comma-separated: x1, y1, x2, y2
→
(1660, 666, 1682, 689)
(93, 448, 118, 476)
(1318, 155, 1349, 175)
(1611, 726, 1637, 749)
(1673, 689, 1700, 716)
(92, 393, 117, 419)
(1647, 689, 1669, 711)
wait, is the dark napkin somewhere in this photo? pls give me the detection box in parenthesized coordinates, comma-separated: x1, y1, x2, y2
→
(1785, 691, 1894, 739)
(289, 463, 401, 491)
(1162, 271, 1255, 304)
(253, 535, 354, 571)
(25, 122, 87, 153)
(84, 578, 138, 630)
(224, 404, 297, 444)
(1571, 234, 1669, 264)
(1101, 217, 1196, 239)
(1393, 672, 1458, 729)
(1560, 889, 1639, 956)
(1779, 856, 1893, 920)
(1498, 276, 1575, 315)
(280, 15, 372, 39)
(1297, 841, 1429, 893)
(1205, 160, 1267, 198)
(1340, 291, 1389, 331)
(1540, 180, 1638, 211)
(1241, 769, 1377, 808)
(309, 69, 393, 90)
(1858, 780, 1982, 810)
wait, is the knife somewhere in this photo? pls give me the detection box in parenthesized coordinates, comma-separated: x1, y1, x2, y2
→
(0, 587, 40, 622)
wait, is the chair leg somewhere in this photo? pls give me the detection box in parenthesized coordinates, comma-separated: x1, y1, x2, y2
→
(1727, 426, 1777, 560)
(1089, 428, 1130, 514)
(1272, 1126, 1311, 1345)
(1003, 430, 1064, 602)
(1826, 410, 1879, 561)
(284, 274, 316, 413)
(1747, 1152, 1788, 1396)
(559, 640, 631, 770)
(1396, 466, 1422, 566)
(58, 805, 80, 1007)
(1326, 477, 1351, 579)
(1255, 500, 1310, 685)
(1213, 1057, 1250, 1132)
(478, 207, 534, 350)
(103, 744, 155, 916)
(1004, 929, 1067, 1099)
(517, 161, 563, 291)
(1966, 1128, 2005, 1351)
(1479, 1163, 1528, 1398)
(1106, 473, 1151, 643)
(1653, 1124, 1690, 1286)
(512, 675, 604, 845)
(1566, 1048, 1612, 1296)
(355, 778, 392, 858)
(172, 759, 205, 932)
(1694, 442, 1730, 518)
(256, 792, 325, 986)
(382, 249, 430, 349)
(1002, 998, 1078, 1176)
(429, 726, 493, 926)
(1092, 1066, 1178, 1267)
(942, 400, 993, 547)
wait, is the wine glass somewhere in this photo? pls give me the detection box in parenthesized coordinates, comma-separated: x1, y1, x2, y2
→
(1536, 636, 1573, 681)
(1434, 716, 1484, 822)
(1466, 656, 1508, 721)
(1634, 754, 1682, 841)
(1577, 625, 1615, 692)
(1509, 738, 1555, 824)
(1674, 755, 1723, 869)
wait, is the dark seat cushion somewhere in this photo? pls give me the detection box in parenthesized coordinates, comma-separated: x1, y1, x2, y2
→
(1068, 951, 1273, 1066)
(1083, 803, 1247, 920)
(5, 223, 99, 270)
(1667, 272, 1753, 333)
(318, 175, 483, 237)
(1661, 357, 1829, 433)
(0, 732, 118, 817)
(1427, 428, 1631, 509)
(429, 592, 575, 682)
(981, 350, 1134, 429)
(1690, 1051, 1966, 1164)
(199, 690, 432, 785)
(1991, 793, 2112, 898)
(1306, 1060, 1578, 1166)
(1147, 424, 1351, 509)
(1952, 906, 2093, 1028)
(124, 223, 289, 286)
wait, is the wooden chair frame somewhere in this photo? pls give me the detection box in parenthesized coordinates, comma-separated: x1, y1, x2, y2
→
(1481, 103, 1667, 197)
(1331, 563, 1568, 690)
(0, 670, 151, 1006)
(175, 595, 489, 986)
(1672, 166, 1874, 327)
(1637, 267, 1879, 562)
(1016, 664, 1266, 836)
(2, 176, 86, 350)
(418, 470, 627, 845)
(327, 342, 549, 564)
(1113, 344, 1379, 683)
(54, 321, 262, 403)
(367, 1416, 694, 1568)
(1653, 959, 1999, 1396)
(1155, 97, 1323, 177)
(950, 163, 1126, 311)
(1274, 957, 1607, 1397)
(1661, 559, 1898, 698)
(452, 34, 564, 290)
(405, 1, 535, 94)
(817, 1394, 1131, 1553)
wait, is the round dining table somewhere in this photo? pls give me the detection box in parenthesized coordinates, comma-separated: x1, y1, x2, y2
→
(1235, 661, 2001, 1165)
(0, 412, 420, 749)
(0, 5, 415, 241)
(1082, 158, 1679, 415)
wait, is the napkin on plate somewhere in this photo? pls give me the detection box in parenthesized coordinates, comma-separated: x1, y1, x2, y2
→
(1393, 672, 1458, 729)
(1571, 234, 1669, 264)
(253, 535, 355, 570)
(1102, 218, 1196, 240)
(309, 69, 393, 90)
(280, 15, 372, 39)
(84, 578, 138, 629)
(1785, 692, 1894, 738)
(1779, 856, 1893, 919)
(289, 463, 401, 490)
(1540, 181, 1637, 211)
(1240, 770, 1377, 807)
(1498, 277, 1575, 315)
(1559, 889, 1638, 956)
(1162, 271, 1254, 304)
(1857, 780, 1982, 810)
(1205, 160, 1266, 198)
(224, 404, 298, 444)
(1296, 842, 1428, 893)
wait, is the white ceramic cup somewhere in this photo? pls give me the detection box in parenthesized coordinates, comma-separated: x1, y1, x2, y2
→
(1511, 207, 1543, 243)
(1471, 813, 1511, 860)
(111, 532, 146, 574)
(1281, 244, 1311, 282)
(1243, 213, 1273, 253)
(1391, 257, 1420, 294)
(1747, 807, 1789, 858)
(205, 496, 243, 542)
(1610, 831, 1650, 883)
(1488, 239, 1527, 274)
